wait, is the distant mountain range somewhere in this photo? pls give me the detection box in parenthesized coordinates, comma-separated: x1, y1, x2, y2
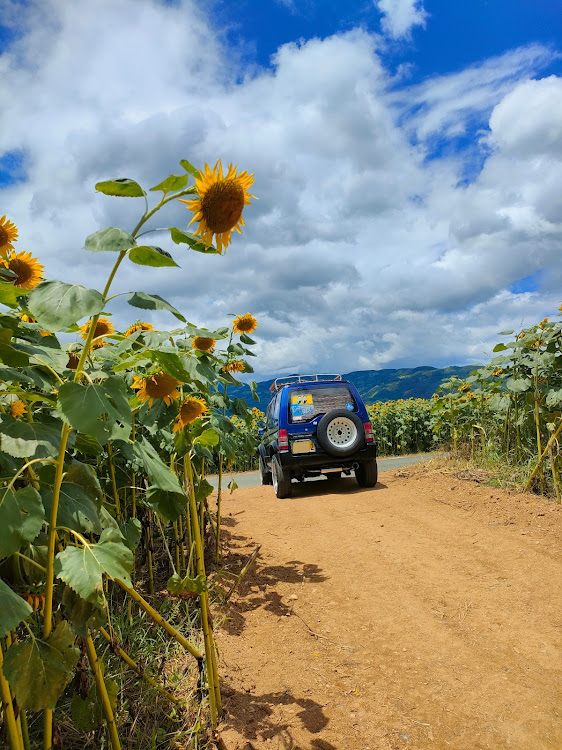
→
(234, 365, 479, 408)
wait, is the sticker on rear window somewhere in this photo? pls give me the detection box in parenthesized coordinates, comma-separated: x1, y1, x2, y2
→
(345, 402, 354, 410)
(291, 393, 315, 421)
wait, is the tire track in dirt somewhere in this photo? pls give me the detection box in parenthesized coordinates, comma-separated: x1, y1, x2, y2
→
(215, 463, 562, 750)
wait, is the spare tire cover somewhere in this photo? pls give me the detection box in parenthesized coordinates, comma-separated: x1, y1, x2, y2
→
(316, 409, 364, 457)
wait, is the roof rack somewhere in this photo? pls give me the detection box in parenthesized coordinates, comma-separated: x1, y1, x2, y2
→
(270, 374, 343, 393)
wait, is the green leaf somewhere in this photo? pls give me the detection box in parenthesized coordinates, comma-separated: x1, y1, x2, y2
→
(239, 334, 256, 345)
(194, 478, 214, 504)
(0, 414, 62, 458)
(65, 461, 102, 501)
(227, 478, 239, 493)
(120, 518, 142, 550)
(0, 365, 33, 383)
(249, 381, 259, 402)
(43, 483, 102, 536)
(0, 486, 44, 558)
(0, 579, 32, 638)
(143, 486, 186, 522)
(169, 227, 218, 254)
(3, 621, 78, 710)
(71, 679, 119, 732)
(61, 586, 105, 637)
(27, 281, 104, 331)
(493, 343, 508, 352)
(0, 328, 29, 366)
(152, 350, 192, 382)
(129, 245, 179, 268)
(0, 280, 28, 309)
(194, 428, 220, 448)
(95, 178, 145, 197)
(57, 376, 131, 444)
(127, 291, 186, 322)
(54, 529, 133, 603)
(150, 174, 189, 193)
(133, 439, 183, 494)
(506, 377, 532, 393)
(179, 160, 201, 180)
(167, 572, 207, 595)
(85, 226, 136, 253)
(74, 433, 104, 456)
(546, 388, 562, 407)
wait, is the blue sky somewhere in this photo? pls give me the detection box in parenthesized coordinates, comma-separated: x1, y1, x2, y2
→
(0, 0, 561, 379)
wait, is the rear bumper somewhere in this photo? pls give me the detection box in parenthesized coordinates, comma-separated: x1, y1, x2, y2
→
(277, 444, 377, 472)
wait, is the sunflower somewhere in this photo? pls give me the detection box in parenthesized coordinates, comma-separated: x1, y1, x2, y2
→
(192, 336, 216, 352)
(173, 396, 209, 431)
(232, 313, 257, 334)
(125, 321, 154, 337)
(2, 251, 44, 289)
(222, 360, 245, 373)
(20, 313, 35, 323)
(10, 400, 26, 418)
(79, 317, 115, 348)
(131, 371, 181, 407)
(178, 160, 255, 254)
(0, 216, 18, 256)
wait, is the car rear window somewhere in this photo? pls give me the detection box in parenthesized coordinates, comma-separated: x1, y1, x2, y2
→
(288, 386, 356, 423)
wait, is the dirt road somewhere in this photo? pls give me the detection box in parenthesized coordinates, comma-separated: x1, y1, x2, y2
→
(215, 460, 562, 750)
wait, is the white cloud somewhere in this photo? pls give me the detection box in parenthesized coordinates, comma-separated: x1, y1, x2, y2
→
(0, 0, 560, 382)
(375, 0, 428, 39)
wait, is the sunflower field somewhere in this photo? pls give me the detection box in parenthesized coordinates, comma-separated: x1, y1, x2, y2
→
(0, 159, 259, 749)
(432, 309, 562, 498)
(366, 398, 443, 455)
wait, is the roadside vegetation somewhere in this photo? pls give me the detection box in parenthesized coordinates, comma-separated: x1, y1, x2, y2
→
(0, 159, 260, 750)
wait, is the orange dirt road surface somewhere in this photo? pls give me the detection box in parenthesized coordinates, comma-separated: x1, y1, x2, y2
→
(215, 460, 562, 750)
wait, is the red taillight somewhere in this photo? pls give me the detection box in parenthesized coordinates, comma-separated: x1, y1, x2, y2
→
(364, 421, 374, 443)
(278, 429, 289, 452)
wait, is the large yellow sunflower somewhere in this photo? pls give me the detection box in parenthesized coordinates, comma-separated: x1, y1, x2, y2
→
(0, 216, 18, 256)
(2, 251, 44, 289)
(232, 313, 257, 334)
(173, 396, 209, 431)
(178, 160, 255, 254)
(222, 360, 245, 373)
(125, 321, 154, 337)
(131, 371, 181, 407)
(192, 336, 216, 352)
(79, 317, 115, 348)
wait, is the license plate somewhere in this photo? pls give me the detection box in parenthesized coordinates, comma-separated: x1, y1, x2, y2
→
(291, 439, 314, 454)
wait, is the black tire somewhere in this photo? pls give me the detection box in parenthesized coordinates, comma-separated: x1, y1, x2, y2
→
(316, 409, 365, 457)
(259, 455, 272, 486)
(272, 455, 292, 498)
(355, 459, 378, 488)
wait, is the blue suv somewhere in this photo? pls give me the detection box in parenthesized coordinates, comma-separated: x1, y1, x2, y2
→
(258, 374, 378, 498)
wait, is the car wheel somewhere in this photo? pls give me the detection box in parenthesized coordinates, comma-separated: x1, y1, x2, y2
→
(355, 459, 378, 488)
(272, 455, 292, 498)
(259, 455, 272, 485)
(316, 409, 364, 457)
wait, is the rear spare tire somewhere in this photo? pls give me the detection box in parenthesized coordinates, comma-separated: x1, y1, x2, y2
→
(316, 409, 364, 457)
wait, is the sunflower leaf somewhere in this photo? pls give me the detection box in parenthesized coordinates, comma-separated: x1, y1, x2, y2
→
(42, 482, 102, 536)
(57, 376, 132, 445)
(0, 486, 44, 558)
(0, 327, 30, 366)
(27, 281, 104, 330)
(85, 227, 136, 254)
(0, 280, 29, 308)
(150, 174, 189, 193)
(95, 178, 145, 198)
(127, 291, 186, 322)
(151, 350, 192, 382)
(3, 620, 79, 711)
(179, 160, 201, 180)
(0, 579, 33, 637)
(128, 245, 179, 268)
(142, 487, 185, 522)
(169, 228, 219, 254)
(133, 439, 184, 495)
(0, 414, 63, 459)
(53, 530, 133, 603)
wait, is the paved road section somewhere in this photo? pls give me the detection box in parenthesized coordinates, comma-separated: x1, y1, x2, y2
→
(207, 452, 437, 489)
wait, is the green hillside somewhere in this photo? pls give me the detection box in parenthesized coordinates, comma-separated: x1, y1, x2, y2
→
(234, 365, 479, 408)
